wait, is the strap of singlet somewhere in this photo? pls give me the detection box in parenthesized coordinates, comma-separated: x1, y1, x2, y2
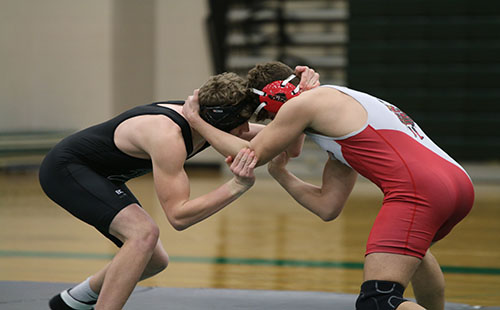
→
(150, 101, 194, 157)
(157, 101, 212, 158)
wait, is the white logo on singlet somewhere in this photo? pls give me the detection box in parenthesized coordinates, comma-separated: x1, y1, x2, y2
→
(114, 189, 126, 197)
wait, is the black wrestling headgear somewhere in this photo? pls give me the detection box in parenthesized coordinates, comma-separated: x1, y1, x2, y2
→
(200, 102, 249, 132)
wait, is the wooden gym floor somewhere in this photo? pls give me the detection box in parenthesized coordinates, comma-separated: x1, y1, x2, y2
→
(0, 165, 499, 309)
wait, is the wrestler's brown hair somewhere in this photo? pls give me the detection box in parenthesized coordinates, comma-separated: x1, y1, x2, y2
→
(198, 72, 255, 121)
(247, 61, 299, 121)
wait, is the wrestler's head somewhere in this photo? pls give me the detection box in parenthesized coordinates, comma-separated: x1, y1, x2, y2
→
(198, 72, 256, 134)
(247, 61, 301, 121)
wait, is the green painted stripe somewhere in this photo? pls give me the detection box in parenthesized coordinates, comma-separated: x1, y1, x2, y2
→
(441, 265, 500, 275)
(172, 256, 364, 269)
(1, 250, 499, 276)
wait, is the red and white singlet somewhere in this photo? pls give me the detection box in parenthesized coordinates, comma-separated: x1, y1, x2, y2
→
(305, 85, 475, 259)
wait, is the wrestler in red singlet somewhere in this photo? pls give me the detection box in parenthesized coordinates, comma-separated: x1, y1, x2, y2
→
(306, 85, 475, 259)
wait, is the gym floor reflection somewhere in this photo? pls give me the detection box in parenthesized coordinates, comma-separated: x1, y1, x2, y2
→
(1, 168, 499, 306)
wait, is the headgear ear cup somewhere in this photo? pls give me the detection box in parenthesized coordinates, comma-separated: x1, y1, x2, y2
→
(251, 74, 301, 115)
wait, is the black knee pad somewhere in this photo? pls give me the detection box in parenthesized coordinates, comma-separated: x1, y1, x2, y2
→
(355, 280, 408, 310)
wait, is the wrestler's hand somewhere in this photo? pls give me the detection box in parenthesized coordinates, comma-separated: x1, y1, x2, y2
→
(295, 65, 321, 91)
(226, 148, 258, 188)
(267, 151, 290, 176)
(183, 89, 202, 123)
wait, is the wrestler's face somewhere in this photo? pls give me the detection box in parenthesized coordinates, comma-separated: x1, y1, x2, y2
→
(229, 121, 250, 137)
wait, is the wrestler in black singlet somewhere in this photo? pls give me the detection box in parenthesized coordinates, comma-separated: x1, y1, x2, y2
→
(39, 102, 209, 246)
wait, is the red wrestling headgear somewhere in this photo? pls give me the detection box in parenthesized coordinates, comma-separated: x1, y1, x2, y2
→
(251, 74, 301, 115)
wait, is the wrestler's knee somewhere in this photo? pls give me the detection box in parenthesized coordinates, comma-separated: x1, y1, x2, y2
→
(111, 204, 161, 252)
(356, 280, 408, 310)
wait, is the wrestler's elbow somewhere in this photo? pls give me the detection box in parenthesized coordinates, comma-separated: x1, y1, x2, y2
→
(165, 207, 191, 231)
(318, 204, 343, 222)
(318, 211, 339, 222)
(169, 218, 190, 231)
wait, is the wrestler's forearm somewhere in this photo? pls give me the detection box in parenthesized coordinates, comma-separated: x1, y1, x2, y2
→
(167, 178, 252, 231)
(190, 115, 250, 157)
(268, 162, 352, 221)
(268, 167, 326, 217)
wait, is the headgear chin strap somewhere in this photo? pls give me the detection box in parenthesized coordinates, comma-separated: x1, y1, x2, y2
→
(251, 74, 301, 115)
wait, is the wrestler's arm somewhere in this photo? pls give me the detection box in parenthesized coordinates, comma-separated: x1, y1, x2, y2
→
(145, 122, 257, 231)
(185, 94, 311, 166)
(241, 123, 305, 158)
(184, 65, 318, 160)
(251, 64, 314, 157)
(267, 153, 357, 221)
(240, 123, 265, 141)
(249, 98, 310, 164)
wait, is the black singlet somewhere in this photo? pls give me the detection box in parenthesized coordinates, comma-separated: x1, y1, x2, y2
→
(52, 101, 208, 182)
(38, 101, 210, 246)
